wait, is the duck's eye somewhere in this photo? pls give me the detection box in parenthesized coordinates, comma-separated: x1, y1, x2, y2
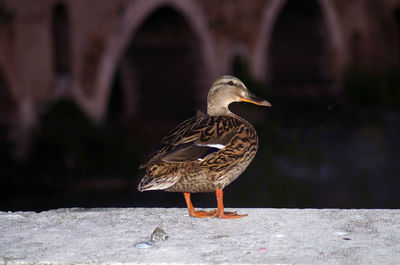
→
(227, 81, 235, 86)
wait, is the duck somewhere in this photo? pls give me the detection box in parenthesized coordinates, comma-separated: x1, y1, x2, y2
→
(137, 75, 271, 219)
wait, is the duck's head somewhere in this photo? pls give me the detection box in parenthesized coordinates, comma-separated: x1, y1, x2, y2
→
(207, 75, 271, 116)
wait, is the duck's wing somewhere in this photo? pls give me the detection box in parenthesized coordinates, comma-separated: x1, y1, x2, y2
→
(160, 116, 238, 163)
(140, 115, 239, 167)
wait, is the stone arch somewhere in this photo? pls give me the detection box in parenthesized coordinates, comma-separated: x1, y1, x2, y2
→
(111, 6, 207, 122)
(80, 0, 216, 122)
(252, 0, 347, 92)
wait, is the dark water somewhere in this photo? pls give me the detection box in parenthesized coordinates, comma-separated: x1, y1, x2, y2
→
(1, 99, 399, 212)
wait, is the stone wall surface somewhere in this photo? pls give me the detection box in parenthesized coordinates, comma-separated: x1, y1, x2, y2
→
(0, 208, 399, 264)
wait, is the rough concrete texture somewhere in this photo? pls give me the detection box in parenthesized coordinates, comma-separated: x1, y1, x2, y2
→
(0, 208, 399, 264)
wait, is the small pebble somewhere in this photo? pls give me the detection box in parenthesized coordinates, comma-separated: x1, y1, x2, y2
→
(135, 241, 153, 249)
(151, 227, 168, 242)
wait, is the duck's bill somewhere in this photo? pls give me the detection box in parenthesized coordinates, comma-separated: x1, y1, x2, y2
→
(240, 95, 271, 107)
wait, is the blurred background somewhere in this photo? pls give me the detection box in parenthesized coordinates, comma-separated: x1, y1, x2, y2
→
(1, 0, 400, 211)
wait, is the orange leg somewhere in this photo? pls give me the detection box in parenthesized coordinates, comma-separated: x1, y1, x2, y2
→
(183, 190, 247, 219)
(183, 192, 217, 217)
(214, 189, 247, 219)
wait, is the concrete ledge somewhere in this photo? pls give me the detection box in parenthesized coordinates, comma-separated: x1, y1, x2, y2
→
(1, 208, 399, 264)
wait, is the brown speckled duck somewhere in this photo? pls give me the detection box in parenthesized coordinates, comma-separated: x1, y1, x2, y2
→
(138, 75, 271, 219)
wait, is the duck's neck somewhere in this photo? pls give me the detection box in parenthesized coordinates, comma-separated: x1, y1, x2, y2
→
(207, 103, 237, 117)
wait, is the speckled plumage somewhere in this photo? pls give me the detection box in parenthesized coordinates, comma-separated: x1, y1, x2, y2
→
(138, 113, 258, 193)
(137, 75, 270, 218)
